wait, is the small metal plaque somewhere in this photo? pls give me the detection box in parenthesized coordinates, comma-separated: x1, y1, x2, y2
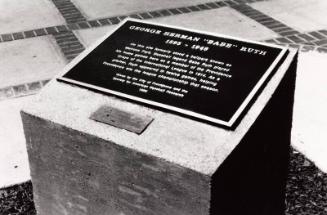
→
(90, 106, 153, 134)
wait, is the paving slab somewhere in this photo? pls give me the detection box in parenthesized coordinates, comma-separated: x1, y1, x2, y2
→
(292, 51, 327, 172)
(71, 0, 219, 19)
(251, 0, 327, 32)
(154, 7, 279, 41)
(0, 36, 66, 89)
(75, 6, 280, 50)
(0, 0, 65, 34)
(75, 26, 116, 47)
(0, 96, 33, 188)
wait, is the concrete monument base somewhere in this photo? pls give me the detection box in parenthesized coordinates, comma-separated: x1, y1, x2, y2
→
(21, 50, 297, 215)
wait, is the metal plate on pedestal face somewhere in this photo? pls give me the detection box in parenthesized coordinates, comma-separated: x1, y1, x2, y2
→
(90, 106, 153, 134)
(58, 19, 288, 129)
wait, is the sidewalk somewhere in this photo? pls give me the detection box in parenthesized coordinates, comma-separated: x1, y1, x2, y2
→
(0, 0, 326, 193)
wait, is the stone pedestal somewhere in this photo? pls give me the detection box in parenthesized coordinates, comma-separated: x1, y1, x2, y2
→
(21, 50, 297, 215)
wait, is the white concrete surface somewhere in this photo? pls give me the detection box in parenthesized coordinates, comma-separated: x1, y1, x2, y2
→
(252, 0, 327, 32)
(0, 96, 33, 188)
(292, 51, 327, 172)
(75, 26, 116, 47)
(155, 7, 279, 41)
(71, 0, 219, 19)
(0, 36, 66, 89)
(0, 0, 65, 34)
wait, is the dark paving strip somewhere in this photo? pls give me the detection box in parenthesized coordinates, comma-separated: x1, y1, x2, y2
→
(230, 4, 301, 37)
(0, 27, 68, 43)
(262, 30, 327, 53)
(52, 31, 85, 61)
(50, 0, 86, 23)
(0, 80, 50, 101)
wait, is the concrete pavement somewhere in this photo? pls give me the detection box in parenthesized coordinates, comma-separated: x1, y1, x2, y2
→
(0, 0, 327, 189)
(0, 0, 65, 34)
(0, 36, 65, 89)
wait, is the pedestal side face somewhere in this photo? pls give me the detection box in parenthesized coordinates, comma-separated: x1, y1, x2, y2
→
(210, 52, 298, 215)
(21, 113, 211, 215)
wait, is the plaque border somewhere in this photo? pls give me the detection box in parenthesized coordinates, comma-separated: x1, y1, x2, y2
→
(57, 18, 288, 128)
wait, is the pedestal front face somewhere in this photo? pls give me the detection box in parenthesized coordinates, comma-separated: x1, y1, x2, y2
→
(59, 19, 287, 128)
(22, 113, 211, 215)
